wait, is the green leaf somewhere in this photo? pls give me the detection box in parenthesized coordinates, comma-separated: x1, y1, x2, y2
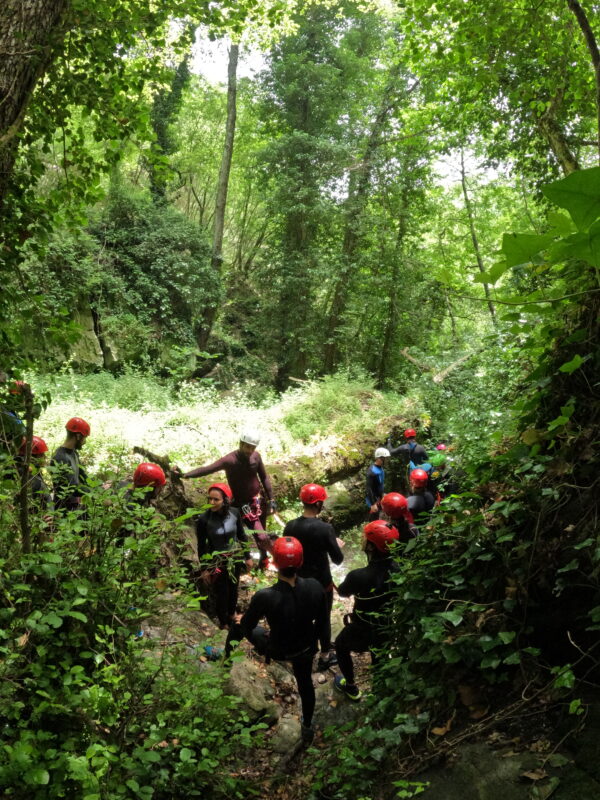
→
(543, 167, 600, 231)
(558, 354, 585, 373)
(499, 631, 516, 644)
(547, 210, 575, 236)
(66, 610, 88, 623)
(502, 233, 554, 267)
(26, 769, 50, 785)
(179, 747, 193, 762)
(437, 610, 463, 626)
(42, 613, 63, 628)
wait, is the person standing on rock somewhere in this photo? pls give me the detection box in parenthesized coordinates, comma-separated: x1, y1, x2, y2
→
(283, 483, 344, 672)
(366, 447, 390, 521)
(333, 520, 399, 701)
(178, 429, 276, 570)
(240, 536, 328, 744)
(50, 417, 91, 512)
(196, 482, 253, 630)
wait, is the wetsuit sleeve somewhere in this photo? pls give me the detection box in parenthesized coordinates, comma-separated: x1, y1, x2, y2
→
(337, 569, 361, 598)
(326, 525, 344, 565)
(183, 454, 231, 480)
(241, 591, 267, 641)
(232, 508, 251, 559)
(390, 444, 410, 463)
(256, 454, 273, 501)
(195, 514, 209, 558)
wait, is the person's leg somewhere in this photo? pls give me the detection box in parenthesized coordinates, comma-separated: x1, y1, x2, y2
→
(292, 654, 316, 736)
(316, 587, 336, 670)
(334, 622, 372, 699)
(226, 562, 241, 621)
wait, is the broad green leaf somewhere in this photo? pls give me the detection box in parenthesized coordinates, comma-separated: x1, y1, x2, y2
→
(543, 167, 600, 231)
(26, 769, 50, 785)
(547, 209, 575, 236)
(179, 747, 193, 762)
(558, 354, 585, 373)
(437, 610, 463, 626)
(502, 233, 554, 267)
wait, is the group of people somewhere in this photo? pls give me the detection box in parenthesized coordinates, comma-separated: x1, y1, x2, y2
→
(3, 383, 455, 746)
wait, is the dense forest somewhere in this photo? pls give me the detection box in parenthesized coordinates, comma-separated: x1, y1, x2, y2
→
(0, 0, 599, 798)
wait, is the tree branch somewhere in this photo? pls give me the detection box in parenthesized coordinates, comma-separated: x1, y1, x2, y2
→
(567, 0, 600, 162)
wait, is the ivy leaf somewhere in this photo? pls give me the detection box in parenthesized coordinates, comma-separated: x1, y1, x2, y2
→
(543, 167, 600, 231)
(558, 354, 585, 373)
(437, 610, 463, 626)
(502, 233, 554, 267)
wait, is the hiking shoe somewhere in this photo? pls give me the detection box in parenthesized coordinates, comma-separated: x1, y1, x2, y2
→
(300, 719, 315, 745)
(316, 652, 338, 671)
(334, 675, 362, 701)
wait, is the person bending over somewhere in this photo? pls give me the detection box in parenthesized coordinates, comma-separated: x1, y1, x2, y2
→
(283, 483, 344, 671)
(240, 536, 327, 744)
(333, 520, 399, 701)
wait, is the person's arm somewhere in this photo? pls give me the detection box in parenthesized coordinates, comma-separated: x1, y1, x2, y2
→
(337, 569, 360, 598)
(183, 454, 231, 480)
(241, 592, 266, 641)
(195, 515, 209, 558)
(256, 454, 274, 502)
(232, 508, 252, 563)
(326, 525, 344, 565)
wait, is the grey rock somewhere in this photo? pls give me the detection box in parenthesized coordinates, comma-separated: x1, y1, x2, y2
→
(270, 715, 301, 753)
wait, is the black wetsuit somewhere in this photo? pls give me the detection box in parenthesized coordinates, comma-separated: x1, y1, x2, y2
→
(283, 516, 344, 651)
(50, 447, 88, 511)
(335, 557, 395, 685)
(407, 491, 435, 527)
(196, 507, 249, 627)
(240, 577, 327, 727)
(390, 442, 428, 467)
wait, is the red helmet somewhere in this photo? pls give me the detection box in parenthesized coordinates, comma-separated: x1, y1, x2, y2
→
(410, 468, 429, 488)
(381, 492, 409, 519)
(436, 443, 447, 451)
(404, 428, 417, 439)
(19, 436, 48, 457)
(133, 463, 166, 488)
(65, 417, 90, 437)
(208, 482, 233, 500)
(272, 536, 303, 569)
(364, 520, 399, 553)
(9, 380, 26, 395)
(299, 483, 328, 504)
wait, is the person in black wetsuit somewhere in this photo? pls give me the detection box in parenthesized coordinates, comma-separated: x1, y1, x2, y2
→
(333, 520, 399, 701)
(50, 417, 90, 512)
(239, 536, 328, 745)
(365, 447, 390, 521)
(380, 492, 419, 542)
(283, 483, 344, 671)
(389, 428, 428, 483)
(407, 468, 435, 528)
(196, 482, 253, 629)
(125, 462, 166, 507)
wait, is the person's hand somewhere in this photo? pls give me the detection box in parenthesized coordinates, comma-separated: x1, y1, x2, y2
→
(245, 557, 254, 571)
(336, 537, 345, 548)
(370, 504, 379, 513)
(268, 500, 277, 515)
(171, 465, 183, 478)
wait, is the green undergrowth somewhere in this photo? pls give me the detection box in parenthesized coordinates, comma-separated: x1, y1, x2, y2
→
(0, 482, 263, 799)
(27, 370, 422, 478)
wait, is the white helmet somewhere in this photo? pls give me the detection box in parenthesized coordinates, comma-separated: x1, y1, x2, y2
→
(374, 447, 390, 458)
(240, 429, 261, 447)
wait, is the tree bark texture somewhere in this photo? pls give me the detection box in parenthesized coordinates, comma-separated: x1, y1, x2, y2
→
(566, 0, 600, 163)
(0, 0, 68, 207)
(196, 42, 239, 351)
(460, 150, 497, 328)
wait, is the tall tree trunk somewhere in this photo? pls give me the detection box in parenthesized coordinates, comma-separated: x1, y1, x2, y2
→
(196, 42, 239, 351)
(323, 72, 401, 372)
(460, 150, 497, 328)
(536, 89, 581, 175)
(377, 199, 408, 388)
(0, 0, 68, 208)
(566, 0, 600, 163)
